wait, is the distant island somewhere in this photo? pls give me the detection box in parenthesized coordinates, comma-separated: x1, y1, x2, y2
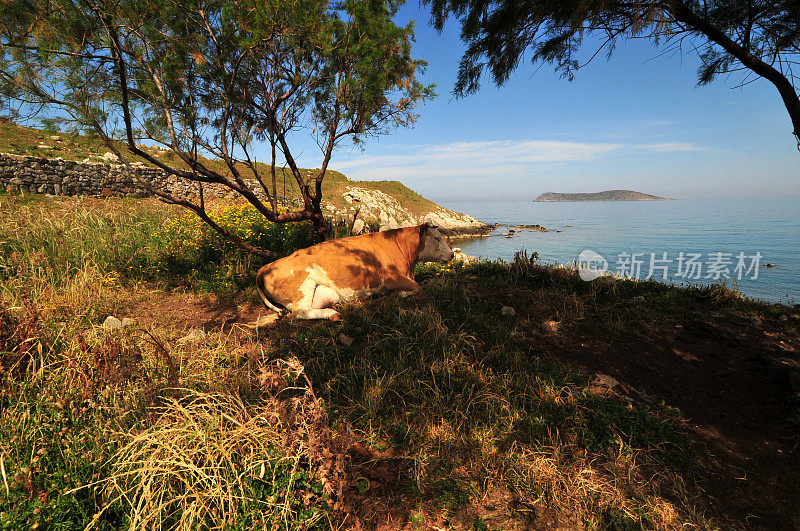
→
(534, 190, 671, 202)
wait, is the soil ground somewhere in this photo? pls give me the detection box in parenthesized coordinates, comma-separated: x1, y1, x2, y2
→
(122, 284, 800, 529)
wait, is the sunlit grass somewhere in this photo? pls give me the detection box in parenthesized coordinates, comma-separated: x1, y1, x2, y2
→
(0, 193, 791, 528)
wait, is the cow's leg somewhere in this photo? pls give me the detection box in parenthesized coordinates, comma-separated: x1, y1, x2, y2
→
(293, 285, 341, 321)
(295, 308, 341, 320)
(385, 276, 420, 298)
(312, 284, 340, 309)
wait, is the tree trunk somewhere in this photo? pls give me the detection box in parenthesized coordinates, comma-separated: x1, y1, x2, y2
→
(310, 208, 330, 242)
(672, 2, 800, 141)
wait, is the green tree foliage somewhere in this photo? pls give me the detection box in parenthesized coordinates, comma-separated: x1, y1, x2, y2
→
(0, 0, 434, 254)
(426, 0, 800, 144)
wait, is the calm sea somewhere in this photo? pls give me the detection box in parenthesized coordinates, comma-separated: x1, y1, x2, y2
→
(440, 199, 800, 305)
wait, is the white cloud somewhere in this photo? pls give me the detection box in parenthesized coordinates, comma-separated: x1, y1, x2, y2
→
(332, 138, 703, 181)
(335, 140, 621, 170)
(632, 142, 705, 152)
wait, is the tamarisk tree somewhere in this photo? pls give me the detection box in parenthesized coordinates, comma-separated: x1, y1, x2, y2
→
(426, 0, 800, 146)
(0, 0, 433, 255)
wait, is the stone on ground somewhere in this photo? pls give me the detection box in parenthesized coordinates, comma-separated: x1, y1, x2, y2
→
(592, 373, 619, 389)
(541, 320, 559, 333)
(102, 316, 123, 330)
(178, 329, 207, 345)
(351, 218, 366, 235)
(251, 314, 279, 328)
(337, 333, 354, 347)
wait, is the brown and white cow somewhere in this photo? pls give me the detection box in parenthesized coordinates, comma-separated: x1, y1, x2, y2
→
(256, 222, 454, 320)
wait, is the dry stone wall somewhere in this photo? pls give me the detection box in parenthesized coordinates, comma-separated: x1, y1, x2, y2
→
(0, 152, 230, 199)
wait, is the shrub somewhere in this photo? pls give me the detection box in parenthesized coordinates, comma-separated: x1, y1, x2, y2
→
(146, 205, 316, 290)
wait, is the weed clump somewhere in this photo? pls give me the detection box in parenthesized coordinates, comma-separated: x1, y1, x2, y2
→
(0, 303, 43, 379)
(101, 358, 357, 530)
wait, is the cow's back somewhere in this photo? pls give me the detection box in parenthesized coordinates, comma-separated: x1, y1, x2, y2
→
(258, 230, 413, 306)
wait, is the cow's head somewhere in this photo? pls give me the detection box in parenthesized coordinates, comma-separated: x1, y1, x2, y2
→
(418, 222, 454, 263)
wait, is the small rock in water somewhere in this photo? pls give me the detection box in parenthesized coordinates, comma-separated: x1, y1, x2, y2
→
(501, 306, 516, 317)
(178, 329, 207, 345)
(592, 373, 619, 389)
(102, 316, 123, 330)
(337, 333, 354, 347)
(541, 320, 559, 333)
(763, 263, 777, 268)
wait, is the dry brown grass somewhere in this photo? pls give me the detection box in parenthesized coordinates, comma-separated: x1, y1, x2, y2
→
(90, 357, 361, 530)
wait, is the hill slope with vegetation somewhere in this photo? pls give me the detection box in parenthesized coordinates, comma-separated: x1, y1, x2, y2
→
(0, 119, 490, 234)
(535, 190, 670, 201)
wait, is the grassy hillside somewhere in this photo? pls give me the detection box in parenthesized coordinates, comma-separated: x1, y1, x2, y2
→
(0, 119, 439, 217)
(0, 194, 797, 529)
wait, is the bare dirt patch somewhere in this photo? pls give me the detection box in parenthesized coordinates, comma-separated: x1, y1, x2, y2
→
(126, 290, 274, 332)
(517, 299, 800, 528)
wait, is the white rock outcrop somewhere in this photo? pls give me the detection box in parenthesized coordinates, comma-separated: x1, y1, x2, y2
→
(328, 186, 490, 236)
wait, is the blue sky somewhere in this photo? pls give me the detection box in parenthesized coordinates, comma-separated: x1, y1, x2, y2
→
(310, 3, 800, 202)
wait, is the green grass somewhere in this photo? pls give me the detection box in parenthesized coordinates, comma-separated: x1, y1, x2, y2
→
(0, 194, 795, 528)
(264, 270, 703, 527)
(0, 194, 334, 529)
(0, 193, 317, 301)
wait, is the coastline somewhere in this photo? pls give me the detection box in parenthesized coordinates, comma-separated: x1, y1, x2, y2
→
(438, 199, 799, 305)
